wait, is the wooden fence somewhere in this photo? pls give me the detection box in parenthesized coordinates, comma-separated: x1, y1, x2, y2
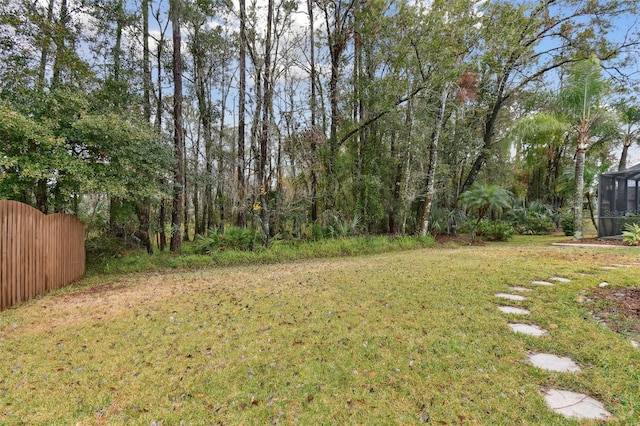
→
(0, 200, 85, 311)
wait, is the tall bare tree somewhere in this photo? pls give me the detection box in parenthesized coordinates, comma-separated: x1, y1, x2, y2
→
(258, 0, 275, 245)
(237, 0, 247, 228)
(170, 0, 184, 251)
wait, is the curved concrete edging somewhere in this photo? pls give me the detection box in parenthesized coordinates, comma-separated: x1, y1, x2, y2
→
(551, 242, 632, 248)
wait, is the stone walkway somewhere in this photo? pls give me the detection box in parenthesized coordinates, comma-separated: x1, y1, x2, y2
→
(493, 263, 639, 421)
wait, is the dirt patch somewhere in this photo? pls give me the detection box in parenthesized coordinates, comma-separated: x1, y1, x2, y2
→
(586, 287, 640, 338)
(558, 237, 636, 246)
(67, 283, 122, 297)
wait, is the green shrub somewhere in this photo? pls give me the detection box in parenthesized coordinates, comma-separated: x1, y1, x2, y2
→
(324, 213, 361, 238)
(456, 219, 475, 235)
(429, 208, 466, 236)
(622, 222, 640, 246)
(511, 214, 557, 235)
(85, 234, 127, 261)
(618, 213, 640, 234)
(192, 227, 259, 254)
(474, 220, 515, 241)
(507, 201, 557, 235)
(560, 210, 574, 236)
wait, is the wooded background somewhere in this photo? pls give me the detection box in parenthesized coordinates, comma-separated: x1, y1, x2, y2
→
(1, 0, 639, 251)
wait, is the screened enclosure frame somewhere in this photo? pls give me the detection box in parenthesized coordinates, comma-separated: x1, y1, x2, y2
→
(597, 164, 640, 238)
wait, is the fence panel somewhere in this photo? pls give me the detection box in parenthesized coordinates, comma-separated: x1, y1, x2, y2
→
(0, 201, 85, 311)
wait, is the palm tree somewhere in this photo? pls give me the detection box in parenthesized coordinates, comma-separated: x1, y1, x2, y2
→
(458, 183, 513, 240)
(616, 101, 640, 171)
(558, 57, 610, 240)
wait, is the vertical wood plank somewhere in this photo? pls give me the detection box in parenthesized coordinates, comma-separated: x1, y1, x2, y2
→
(13, 202, 19, 306)
(0, 201, 86, 311)
(1, 201, 6, 311)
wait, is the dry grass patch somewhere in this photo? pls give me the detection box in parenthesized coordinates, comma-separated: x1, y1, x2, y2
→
(1, 241, 639, 424)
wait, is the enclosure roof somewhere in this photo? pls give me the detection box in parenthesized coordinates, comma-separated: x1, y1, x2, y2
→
(601, 163, 640, 180)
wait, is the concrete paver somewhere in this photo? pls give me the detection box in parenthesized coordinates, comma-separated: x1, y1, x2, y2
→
(528, 353, 581, 372)
(531, 280, 554, 286)
(543, 389, 611, 421)
(508, 323, 547, 336)
(495, 293, 526, 301)
(497, 306, 530, 315)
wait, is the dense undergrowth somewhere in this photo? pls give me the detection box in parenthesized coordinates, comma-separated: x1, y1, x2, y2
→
(87, 234, 438, 276)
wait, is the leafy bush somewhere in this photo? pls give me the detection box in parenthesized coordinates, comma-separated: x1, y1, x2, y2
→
(510, 214, 556, 235)
(560, 210, 574, 236)
(458, 184, 513, 221)
(322, 212, 361, 238)
(429, 208, 466, 236)
(622, 223, 640, 246)
(86, 234, 127, 259)
(618, 213, 640, 234)
(474, 220, 515, 241)
(192, 227, 259, 254)
(507, 201, 557, 235)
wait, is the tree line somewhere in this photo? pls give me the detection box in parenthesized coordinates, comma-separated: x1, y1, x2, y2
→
(1, 0, 639, 253)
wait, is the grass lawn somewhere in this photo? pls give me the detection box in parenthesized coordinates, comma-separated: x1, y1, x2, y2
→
(1, 236, 639, 424)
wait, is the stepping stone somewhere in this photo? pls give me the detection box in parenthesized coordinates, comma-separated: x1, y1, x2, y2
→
(531, 280, 554, 286)
(495, 293, 526, 301)
(528, 353, 581, 372)
(550, 276, 570, 283)
(498, 306, 530, 315)
(508, 286, 532, 293)
(632, 340, 639, 349)
(543, 389, 612, 421)
(508, 323, 547, 337)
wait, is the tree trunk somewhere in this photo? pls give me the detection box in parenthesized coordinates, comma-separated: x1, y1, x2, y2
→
(308, 0, 318, 222)
(460, 68, 511, 196)
(134, 203, 153, 254)
(321, 1, 353, 210)
(155, 31, 166, 252)
(108, 0, 125, 241)
(401, 98, 414, 234)
(142, 0, 151, 121)
(618, 134, 631, 171)
(113, 0, 123, 81)
(38, 0, 55, 88)
(35, 179, 48, 214)
(135, 0, 154, 254)
(193, 178, 200, 236)
(258, 0, 274, 246)
(236, 0, 247, 228)
(389, 130, 402, 234)
(159, 199, 167, 252)
(191, 22, 213, 235)
(327, 42, 340, 209)
(170, 0, 184, 252)
(216, 51, 231, 231)
(421, 86, 449, 236)
(51, 0, 68, 87)
(586, 191, 597, 232)
(573, 122, 588, 240)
